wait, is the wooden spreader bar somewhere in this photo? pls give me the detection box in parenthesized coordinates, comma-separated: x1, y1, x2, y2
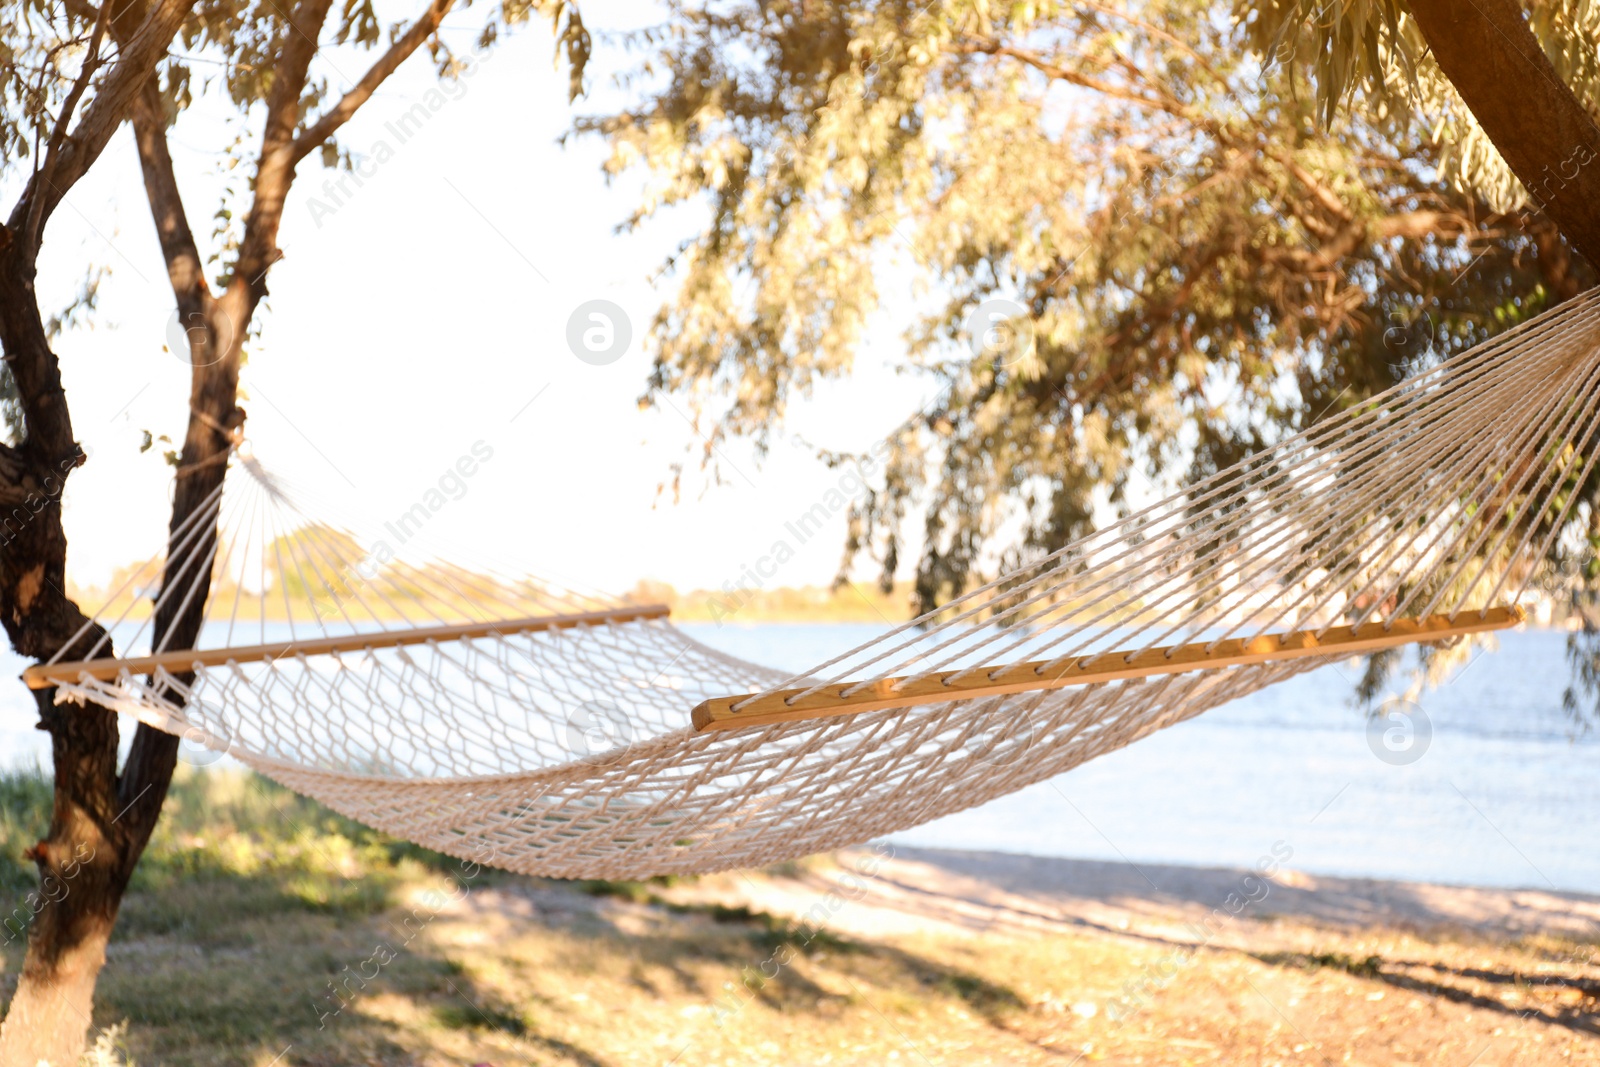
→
(22, 603, 672, 690)
(691, 606, 1526, 732)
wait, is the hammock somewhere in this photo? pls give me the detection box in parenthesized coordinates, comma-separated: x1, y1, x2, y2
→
(27, 291, 1600, 879)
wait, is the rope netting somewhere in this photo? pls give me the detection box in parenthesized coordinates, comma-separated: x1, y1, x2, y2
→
(32, 290, 1600, 878)
(713, 293, 1600, 724)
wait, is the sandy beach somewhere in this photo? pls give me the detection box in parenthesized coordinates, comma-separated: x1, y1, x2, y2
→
(5, 768, 1595, 1065)
(657, 845, 1600, 943)
(426, 846, 1600, 1066)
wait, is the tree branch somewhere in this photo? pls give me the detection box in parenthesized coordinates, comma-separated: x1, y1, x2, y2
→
(1372, 209, 1492, 240)
(289, 0, 459, 165)
(1406, 0, 1600, 265)
(5, 0, 197, 251)
(130, 77, 207, 313)
(229, 0, 336, 303)
(22, 0, 111, 252)
(955, 36, 1188, 118)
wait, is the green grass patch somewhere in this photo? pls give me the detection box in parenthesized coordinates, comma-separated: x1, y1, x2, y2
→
(0, 770, 53, 893)
(433, 1001, 529, 1035)
(0, 765, 509, 961)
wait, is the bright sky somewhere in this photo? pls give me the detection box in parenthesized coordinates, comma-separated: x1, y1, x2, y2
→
(34, 5, 937, 597)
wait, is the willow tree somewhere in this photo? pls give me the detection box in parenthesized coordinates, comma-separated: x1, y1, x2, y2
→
(1240, 0, 1600, 262)
(579, 0, 1592, 647)
(1238, 0, 1600, 719)
(0, 0, 587, 1061)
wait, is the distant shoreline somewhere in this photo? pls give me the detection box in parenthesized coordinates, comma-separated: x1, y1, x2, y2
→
(63, 568, 1576, 629)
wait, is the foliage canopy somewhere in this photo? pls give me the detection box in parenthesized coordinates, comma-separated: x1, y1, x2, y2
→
(582, 0, 1592, 629)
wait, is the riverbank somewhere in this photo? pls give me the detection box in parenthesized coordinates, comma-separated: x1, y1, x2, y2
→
(1, 770, 1595, 1065)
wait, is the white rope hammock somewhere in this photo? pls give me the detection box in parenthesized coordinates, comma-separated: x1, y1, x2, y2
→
(28, 291, 1600, 879)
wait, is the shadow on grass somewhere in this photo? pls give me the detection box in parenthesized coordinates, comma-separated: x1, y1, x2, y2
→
(1256, 950, 1600, 1037)
(3, 770, 1026, 1065)
(434, 976, 612, 1067)
(575, 880, 1028, 1026)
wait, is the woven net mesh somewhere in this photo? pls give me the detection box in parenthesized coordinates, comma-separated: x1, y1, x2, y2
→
(40, 290, 1600, 878)
(70, 628, 1320, 878)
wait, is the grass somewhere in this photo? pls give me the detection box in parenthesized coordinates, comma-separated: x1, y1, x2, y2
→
(1, 766, 1597, 1066)
(0, 772, 52, 896)
(0, 766, 510, 1060)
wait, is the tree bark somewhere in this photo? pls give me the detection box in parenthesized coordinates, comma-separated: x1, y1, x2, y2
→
(0, 0, 457, 1055)
(0, 242, 132, 1067)
(1407, 0, 1600, 265)
(0, 1, 202, 1060)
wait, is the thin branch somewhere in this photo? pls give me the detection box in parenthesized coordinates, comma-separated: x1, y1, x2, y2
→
(5, 0, 199, 250)
(224, 0, 335, 300)
(1372, 209, 1501, 241)
(131, 76, 206, 307)
(1278, 154, 1355, 222)
(955, 35, 1188, 118)
(23, 1, 112, 250)
(289, 0, 459, 164)
(1071, 0, 1223, 82)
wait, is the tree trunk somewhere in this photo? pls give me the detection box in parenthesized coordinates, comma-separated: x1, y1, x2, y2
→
(0, 243, 137, 1067)
(1407, 0, 1600, 265)
(0, 0, 502, 1055)
(0, 691, 122, 1067)
(0, 251, 239, 1067)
